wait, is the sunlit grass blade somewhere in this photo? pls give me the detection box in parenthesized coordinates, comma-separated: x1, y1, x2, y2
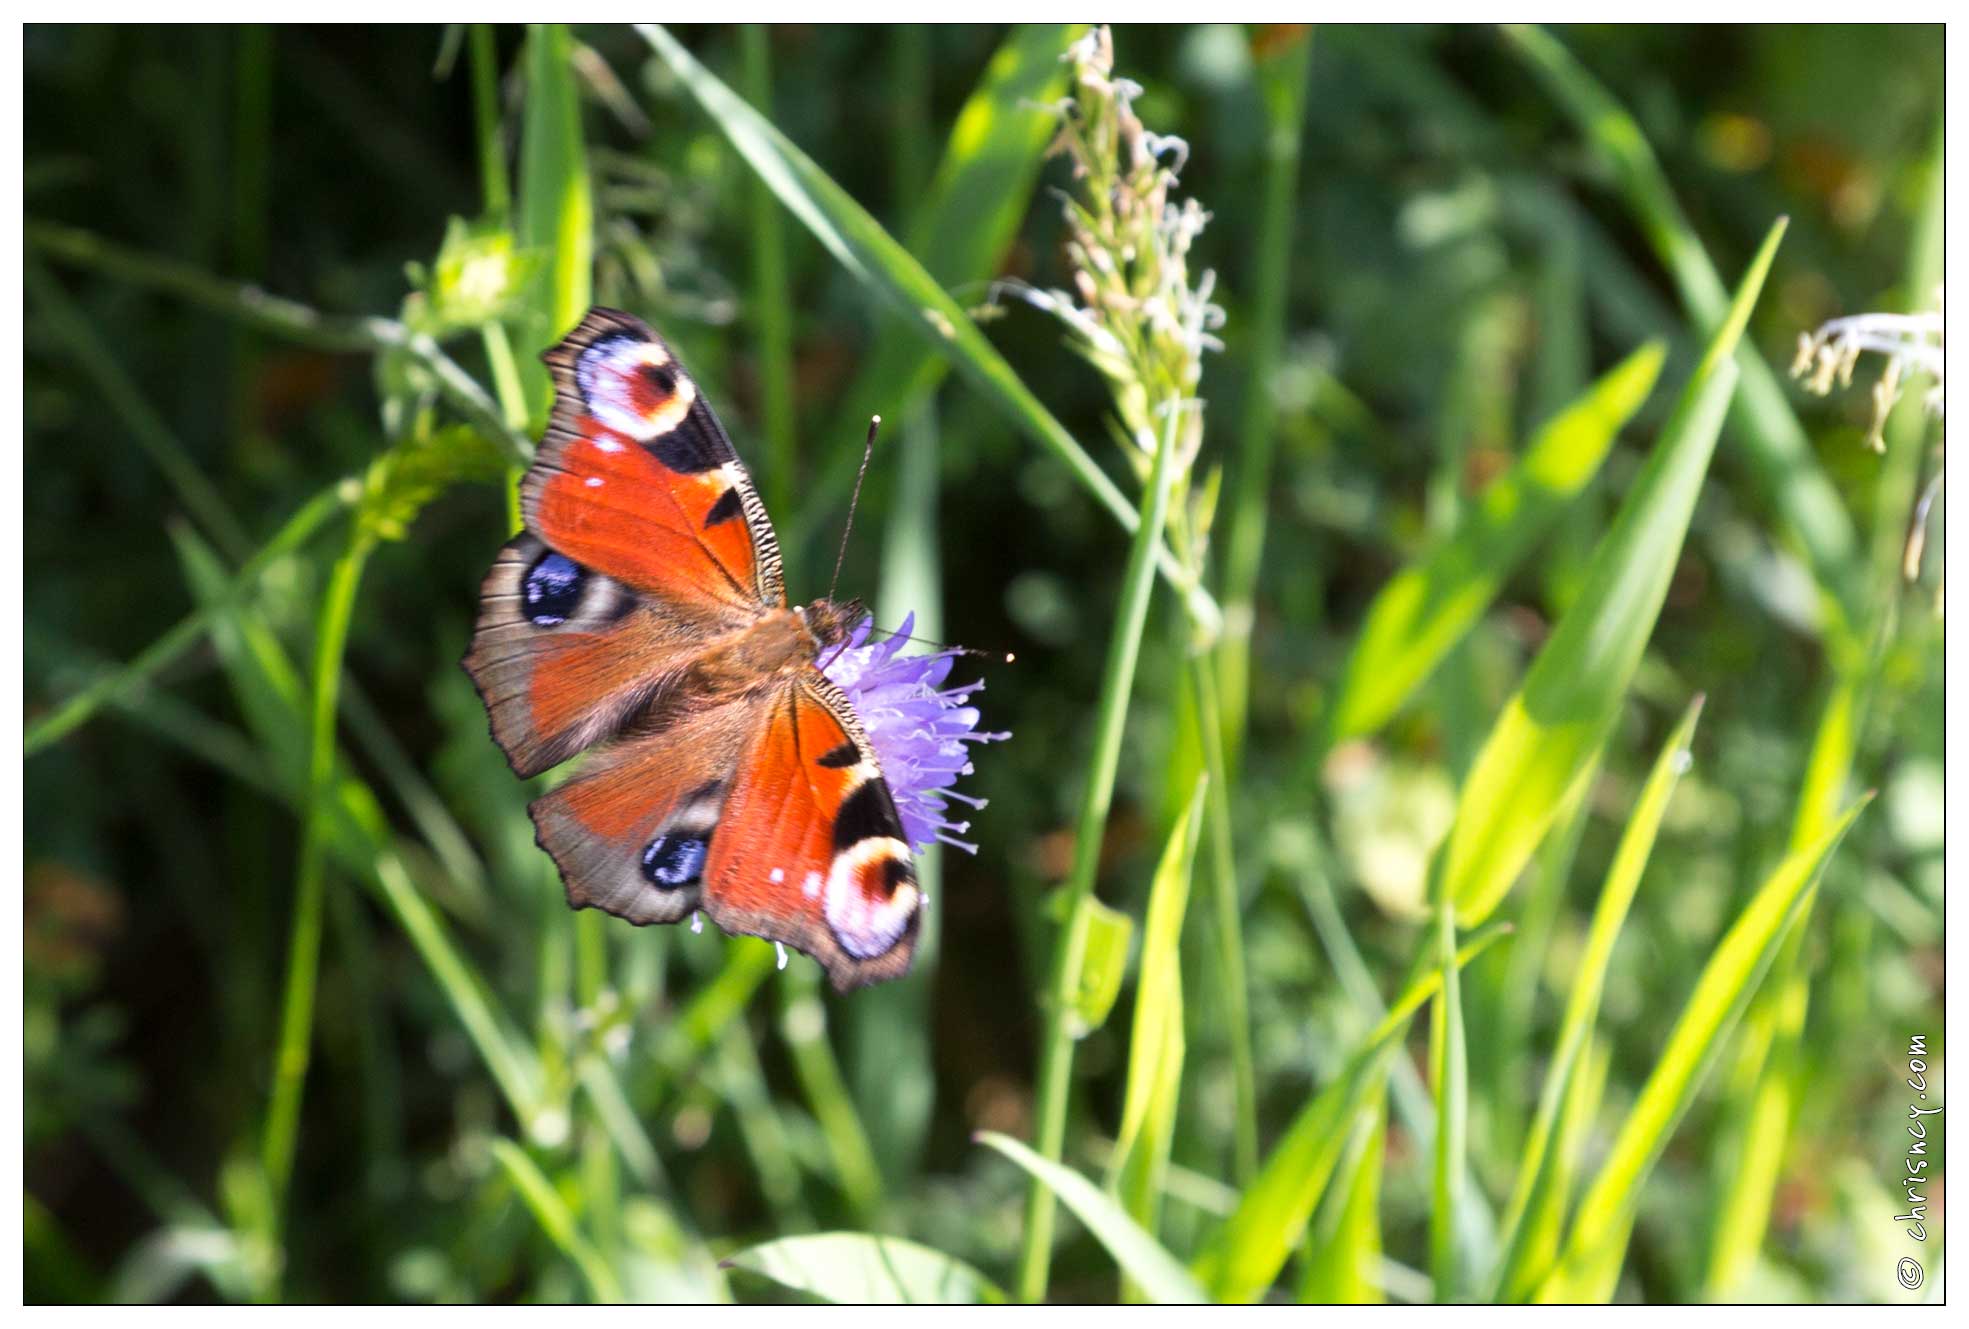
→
(794, 23, 1080, 557)
(725, 1232, 1006, 1305)
(1294, 847, 1498, 1260)
(1110, 777, 1206, 1299)
(1428, 901, 1469, 1302)
(739, 25, 797, 517)
(488, 1138, 624, 1303)
(513, 22, 593, 420)
(1195, 922, 1510, 1303)
(1325, 343, 1664, 744)
(1296, 1094, 1386, 1304)
(640, 23, 1220, 637)
(1439, 217, 1785, 928)
(1501, 24, 1859, 622)
(1534, 796, 1874, 1302)
(1489, 754, 1597, 1153)
(978, 1132, 1206, 1305)
(1489, 694, 1704, 1300)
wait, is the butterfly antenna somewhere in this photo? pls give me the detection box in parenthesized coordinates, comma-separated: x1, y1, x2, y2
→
(828, 415, 881, 603)
(866, 623, 1017, 664)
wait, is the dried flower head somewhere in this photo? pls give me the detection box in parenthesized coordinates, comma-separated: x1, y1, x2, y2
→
(1010, 26, 1224, 478)
(1792, 287, 1945, 612)
(1791, 287, 1943, 453)
(820, 614, 1008, 854)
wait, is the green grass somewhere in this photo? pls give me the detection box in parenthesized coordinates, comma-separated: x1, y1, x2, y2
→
(23, 22, 1940, 1306)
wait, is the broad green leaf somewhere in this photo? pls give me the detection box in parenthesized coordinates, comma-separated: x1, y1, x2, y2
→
(976, 1132, 1205, 1305)
(724, 1232, 1005, 1305)
(1502, 25, 1858, 622)
(1298, 1093, 1386, 1304)
(1326, 342, 1664, 743)
(1111, 777, 1207, 1288)
(639, 23, 1221, 638)
(1440, 216, 1785, 927)
(1490, 694, 1704, 1301)
(514, 22, 594, 421)
(1195, 923, 1509, 1303)
(1069, 897, 1133, 1038)
(1535, 796, 1873, 1302)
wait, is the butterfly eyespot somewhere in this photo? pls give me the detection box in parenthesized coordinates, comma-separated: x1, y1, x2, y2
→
(523, 550, 585, 627)
(641, 833, 708, 888)
(639, 362, 678, 399)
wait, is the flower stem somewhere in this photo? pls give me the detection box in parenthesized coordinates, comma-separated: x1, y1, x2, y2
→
(1017, 403, 1184, 1304)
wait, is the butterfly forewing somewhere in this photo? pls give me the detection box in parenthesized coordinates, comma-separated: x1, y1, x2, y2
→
(702, 675, 920, 991)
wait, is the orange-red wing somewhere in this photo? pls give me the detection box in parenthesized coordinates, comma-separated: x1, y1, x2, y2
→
(524, 307, 785, 616)
(701, 673, 921, 991)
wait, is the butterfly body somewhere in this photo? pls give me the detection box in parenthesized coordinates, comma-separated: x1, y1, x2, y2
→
(463, 309, 921, 991)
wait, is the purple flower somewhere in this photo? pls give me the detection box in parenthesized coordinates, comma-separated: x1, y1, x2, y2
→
(819, 613, 1008, 853)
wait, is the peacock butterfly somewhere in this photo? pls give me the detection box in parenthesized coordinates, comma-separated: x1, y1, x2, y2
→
(463, 308, 934, 991)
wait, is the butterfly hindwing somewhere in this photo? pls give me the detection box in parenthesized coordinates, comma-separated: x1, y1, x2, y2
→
(525, 701, 753, 926)
(700, 673, 921, 992)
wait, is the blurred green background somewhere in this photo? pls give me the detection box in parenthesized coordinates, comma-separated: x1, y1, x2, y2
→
(23, 23, 1942, 1304)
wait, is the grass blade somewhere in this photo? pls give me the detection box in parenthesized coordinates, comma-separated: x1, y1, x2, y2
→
(513, 22, 593, 420)
(978, 1132, 1206, 1305)
(1110, 776, 1207, 1295)
(640, 23, 1220, 636)
(1439, 217, 1785, 927)
(1535, 796, 1874, 1302)
(1326, 343, 1665, 744)
(1428, 901, 1469, 1302)
(25, 482, 350, 757)
(1296, 1094, 1386, 1304)
(795, 23, 1079, 559)
(1195, 923, 1510, 1303)
(488, 1138, 623, 1303)
(739, 25, 797, 516)
(725, 1232, 1005, 1305)
(1501, 24, 1859, 621)
(1490, 694, 1705, 1300)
